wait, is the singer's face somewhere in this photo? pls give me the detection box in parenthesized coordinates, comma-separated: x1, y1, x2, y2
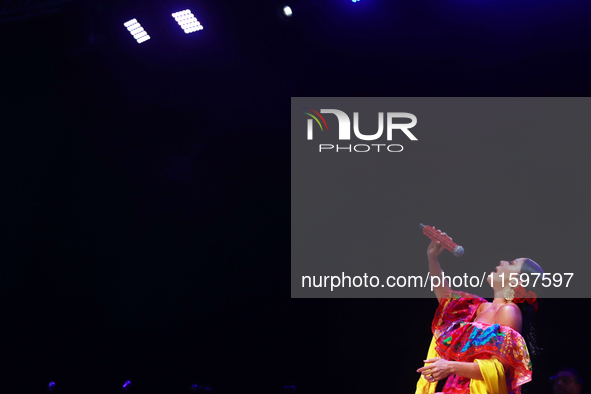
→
(487, 258, 526, 287)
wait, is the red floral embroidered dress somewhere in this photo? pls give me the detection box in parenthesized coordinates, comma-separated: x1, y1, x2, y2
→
(416, 291, 532, 394)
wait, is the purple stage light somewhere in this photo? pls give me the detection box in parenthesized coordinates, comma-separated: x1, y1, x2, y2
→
(122, 380, 132, 391)
(48, 382, 56, 391)
(123, 19, 151, 44)
(172, 10, 204, 34)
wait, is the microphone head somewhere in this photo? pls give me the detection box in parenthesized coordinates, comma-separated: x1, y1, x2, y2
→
(453, 245, 464, 257)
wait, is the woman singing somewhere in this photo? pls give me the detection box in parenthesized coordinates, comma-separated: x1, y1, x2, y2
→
(415, 230, 542, 394)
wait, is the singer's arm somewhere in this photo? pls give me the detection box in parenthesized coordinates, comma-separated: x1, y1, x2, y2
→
(427, 239, 451, 303)
(417, 356, 509, 381)
(418, 358, 483, 380)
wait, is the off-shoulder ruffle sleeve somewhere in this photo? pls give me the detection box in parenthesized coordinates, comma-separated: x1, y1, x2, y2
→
(432, 290, 487, 340)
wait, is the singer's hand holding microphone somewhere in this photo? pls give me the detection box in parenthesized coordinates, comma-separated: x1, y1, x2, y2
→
(427, 236, 447, 259)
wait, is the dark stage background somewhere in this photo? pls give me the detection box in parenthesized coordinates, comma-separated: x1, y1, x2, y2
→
(1, 0, 589, 393)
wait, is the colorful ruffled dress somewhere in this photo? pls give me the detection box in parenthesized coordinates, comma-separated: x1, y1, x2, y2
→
(415, 291, 532, 394)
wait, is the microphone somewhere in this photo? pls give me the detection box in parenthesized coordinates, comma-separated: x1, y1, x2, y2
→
(420, 223, 464, 257)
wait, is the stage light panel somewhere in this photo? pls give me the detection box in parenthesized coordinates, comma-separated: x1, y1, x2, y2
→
(123, 19, 151, 44)
(283, 6, 292, 17)
(172, 9, 204, 33)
